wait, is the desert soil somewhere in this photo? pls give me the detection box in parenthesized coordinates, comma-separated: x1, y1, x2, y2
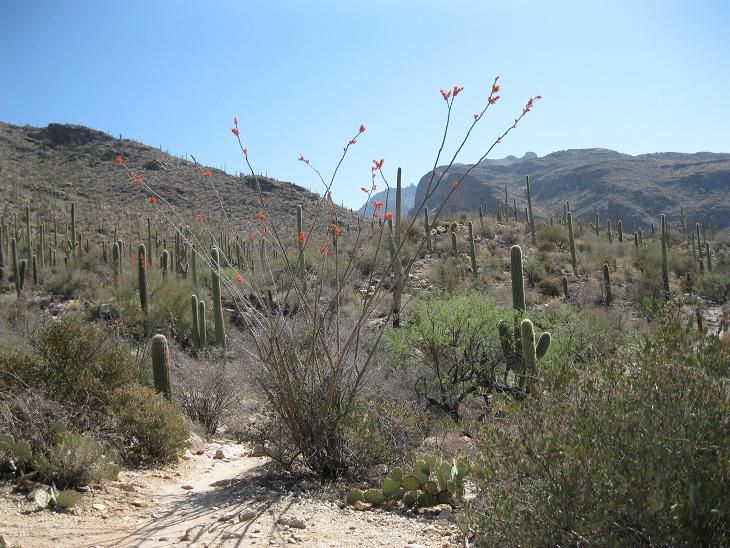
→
(0, 441, 461, 548)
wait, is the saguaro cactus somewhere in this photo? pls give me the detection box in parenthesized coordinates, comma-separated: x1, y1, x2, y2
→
(151, 334, 172, 400)
(70, 202, 77, 254)
(112, 242, 121, 287)
(510, 245, 526, 312)
(191, 294, 200, 348)
(520, 318, 551, 395)
(567, 212, 577, 276)
(661, 215, 669, 295)
(526, 176, 536, 246)
(11, 238, 21, 298)
(603, 262, 612, 305)
(138, 244, 149, 315)
(468, 221, 477, 280)
(451, 224, 458, 258)
(198, 300, 207, 348)
(211, 247, 226, 350)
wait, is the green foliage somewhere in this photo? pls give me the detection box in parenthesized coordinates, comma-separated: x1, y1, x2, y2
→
(29, 315, 138, 411)
(347, 455, 471, 509)
(111, 384, 188, 464)
(695, 271, 730, 303)
(32, 427, 119, 488)
(468, 303, 730, 546)
(385, 292, 515, 419)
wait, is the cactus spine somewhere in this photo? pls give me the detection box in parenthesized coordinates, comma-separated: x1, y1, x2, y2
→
(510, 245, 526, 312)
(468, 221, 477, 280)
(526, 176, 536, 246)
(151, 334, 172, 400)
(661, 214, 669, 294)
(211, 247, 226, 351)
(567, 212, 577, 276)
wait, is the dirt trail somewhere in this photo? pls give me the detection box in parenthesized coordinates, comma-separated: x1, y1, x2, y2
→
(0, 442, 459, 547)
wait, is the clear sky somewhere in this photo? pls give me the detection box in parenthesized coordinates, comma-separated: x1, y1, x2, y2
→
(1, 0, 729, 209)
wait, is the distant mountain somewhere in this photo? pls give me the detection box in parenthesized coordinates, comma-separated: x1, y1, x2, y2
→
(409, 149, 730, 231)
(358, 184, 418, 218)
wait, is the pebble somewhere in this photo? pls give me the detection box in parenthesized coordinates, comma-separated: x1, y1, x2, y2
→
(222, 531, 243, 539)
(92, 503, 107, 511)
(277, 516, 307, 529)
(239, 509, 258, 521)
(219, 511, 238, 522)
(181, 485, 194, 490)
(213, 449, 225, 460)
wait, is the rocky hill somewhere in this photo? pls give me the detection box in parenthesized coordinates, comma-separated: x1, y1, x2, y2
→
(409, 149, 730, 231)
(0, 122, 347, 231)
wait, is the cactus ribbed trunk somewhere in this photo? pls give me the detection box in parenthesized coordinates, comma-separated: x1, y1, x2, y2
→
(112, 242, 121, 288)
(151, 334, 172, 400)
(11, 238, 21, 298)
(198, 300, 207, 348)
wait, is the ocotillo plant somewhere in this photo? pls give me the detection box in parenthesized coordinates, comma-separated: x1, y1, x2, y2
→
(567, 212, 577, 276)
(296, 204, 306, 291)
(661, 214, 669, 294)
(211, 247, 226, 351)
(511, 245, 525, 312)
(603, 262, 612, 305)
(151, 334, 172, 400)
(525, 176, 536, 246)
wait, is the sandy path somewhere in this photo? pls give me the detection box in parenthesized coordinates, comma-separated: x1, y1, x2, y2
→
(0, 442, 459, 547)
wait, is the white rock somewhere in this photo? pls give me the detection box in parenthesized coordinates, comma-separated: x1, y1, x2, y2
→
(92, 503, 107, 511)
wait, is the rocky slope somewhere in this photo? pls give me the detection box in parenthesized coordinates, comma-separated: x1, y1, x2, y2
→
(409, 149, 730, 231)
(0, 122, 352, 231)
(358, 184, 418, 218)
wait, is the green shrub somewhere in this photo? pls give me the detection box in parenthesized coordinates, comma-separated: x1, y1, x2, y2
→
(695, 271, 730, 303)
(111, 384, 188, 464)
(30, 315, 139, 413)
(385, 292, 515, 420)
(33, 426, 119, 488)
(468, 303, 730, 546)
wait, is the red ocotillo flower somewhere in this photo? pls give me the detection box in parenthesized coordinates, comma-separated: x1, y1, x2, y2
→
(257, 212, 266, 220)
(203, 170, 212, 177)
(234, 273, 244, 284)
(132, 173, 143, 185)
(298, 154, 309, 164)
(299, 231, 306, 244)
(359, 124, 366, 133)
(331, 223, 341, 235)
(114, 155, 124, 165)
(320, 242, 331, 255)
(385, 212, 393, 221)
(195, 215, 205, 223)
(231, 127, 240, 137)
(148, 197, 158, 204)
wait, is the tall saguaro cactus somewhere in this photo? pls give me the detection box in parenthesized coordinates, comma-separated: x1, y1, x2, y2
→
(567, 212, 577, 276)
(138, 244, 149, 316)
(526, 176, 536, 246)
(151, 334, 172, 400)
(190, 294, 200, 348)
(661, 214, 669, 295)
(468, 221, 478, 280)
(603, 263, 612, 305)
(511, 245, 526, 312)
(211, 247, 226, 351)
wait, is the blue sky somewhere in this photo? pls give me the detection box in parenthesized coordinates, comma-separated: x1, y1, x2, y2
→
(1, 0, 729, 208)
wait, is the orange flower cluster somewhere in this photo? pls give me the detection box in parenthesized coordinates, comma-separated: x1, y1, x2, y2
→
(148, 197, 158, 204)
(299, 231, 306, 244)
(195, 214, 205, 223)
(257, 212, 266, 220)
(331, 223, 341, 235)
